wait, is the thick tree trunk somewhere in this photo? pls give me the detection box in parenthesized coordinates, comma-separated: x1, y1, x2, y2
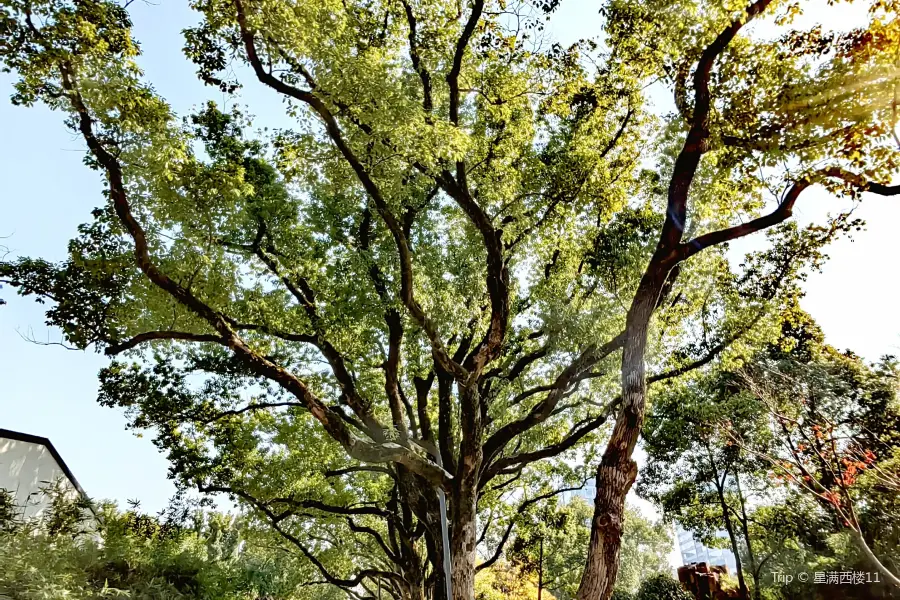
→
(577, 453, 638, 600)
(450, 384, 483, 600)
(403, 582, 427, 600)
(449, 481, 478, 600)
(577, 271, 665, 600)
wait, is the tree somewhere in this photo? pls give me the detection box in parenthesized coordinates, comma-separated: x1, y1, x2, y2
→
(475, 561, 556, 600)
(644, 307, 900, 597)
(2, 1, 899, 599)
(506, 498, 672, 599)
(640, 354, 772, 600)
(730, 348, 900, 587)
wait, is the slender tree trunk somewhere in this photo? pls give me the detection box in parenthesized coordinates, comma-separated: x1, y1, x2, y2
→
(713, 477, 748, 600)
(734, 474, 760, 600)
(702, 444, 748, 600)
(851, 530, 900, 588)
(538, 536, 544, 600)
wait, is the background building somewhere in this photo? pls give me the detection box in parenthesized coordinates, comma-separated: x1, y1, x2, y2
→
(675, 524, 737, 572)
(0, 428, 90, 521)
(561, 480, 597, 505)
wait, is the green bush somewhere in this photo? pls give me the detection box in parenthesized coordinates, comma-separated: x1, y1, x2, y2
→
(611, 589, 637, 600)
(0, 492, 325, 600)
(635, 574, 693, 600)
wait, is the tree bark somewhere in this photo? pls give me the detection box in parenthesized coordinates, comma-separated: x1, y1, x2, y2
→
(577, 269, 668, 600)
(449, 485, 478, 600)
(450, 384, 483, 600)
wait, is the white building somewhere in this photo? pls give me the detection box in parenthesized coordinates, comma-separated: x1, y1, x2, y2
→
(0, 428, 91, 521)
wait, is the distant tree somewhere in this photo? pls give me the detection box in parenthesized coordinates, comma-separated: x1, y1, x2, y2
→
(640, 348, 773, 600)
(732, 352, 900, 588)
(644, 307, 900, 595)
(475, 561, 556, 600)
(669, 305, 900, 590)
(505, 497, 672, 599)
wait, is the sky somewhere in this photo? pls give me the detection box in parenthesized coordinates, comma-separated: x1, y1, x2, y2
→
(1, 0, 899, 532)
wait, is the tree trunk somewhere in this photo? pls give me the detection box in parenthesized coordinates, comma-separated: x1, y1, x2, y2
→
(713, 475, 748, 600)
(734, 474, 760, 600)
(450, 384, 483, 600)
(577, 270, 666, 600)
(851, 530, 900, 588)
(576, 454, 638, 600)
(538, 536, 544, 600)
(449, 483, 478, 600)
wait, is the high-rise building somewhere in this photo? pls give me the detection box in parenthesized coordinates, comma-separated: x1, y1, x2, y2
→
(560, 480, 597, 505)
(675, 524, 737, 573)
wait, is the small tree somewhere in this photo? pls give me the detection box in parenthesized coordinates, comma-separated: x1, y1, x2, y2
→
(729, 350, 900, 587)
(505, 498, 672, 599)
(0, 489, 19, 534)
(640, 353, 774, 600)
(0, 493, 330, 599)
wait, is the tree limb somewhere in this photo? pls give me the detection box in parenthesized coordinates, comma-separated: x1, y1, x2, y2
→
(105, 331, 227, 355)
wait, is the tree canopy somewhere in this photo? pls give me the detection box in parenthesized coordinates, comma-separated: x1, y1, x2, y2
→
(1, 0, 899, 599)
(641, 306, 900, 598)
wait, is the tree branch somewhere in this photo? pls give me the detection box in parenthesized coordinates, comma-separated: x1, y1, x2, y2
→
(481, 331, 626, 468)
(476, 479, 590, 572)
(105, 330, 227, 355)
(399, 0, 433, 113)
(661, 0, 775, 249)
(233, 0, 467, 384)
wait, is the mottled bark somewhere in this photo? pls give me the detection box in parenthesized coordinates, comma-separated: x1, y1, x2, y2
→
(577, 270, 667, 600)
(450, 384, 483, 600)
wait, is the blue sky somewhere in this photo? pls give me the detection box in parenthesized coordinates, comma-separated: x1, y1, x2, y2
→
(1, 0, 899, 517)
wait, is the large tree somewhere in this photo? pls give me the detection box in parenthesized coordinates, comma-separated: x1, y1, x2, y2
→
(1, 0, 899, 599)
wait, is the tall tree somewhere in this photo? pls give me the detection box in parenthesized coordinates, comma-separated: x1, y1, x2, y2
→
(730, 344, 900, 587)
(640, 370, 769, 600)
(2, 1, 900, 599)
